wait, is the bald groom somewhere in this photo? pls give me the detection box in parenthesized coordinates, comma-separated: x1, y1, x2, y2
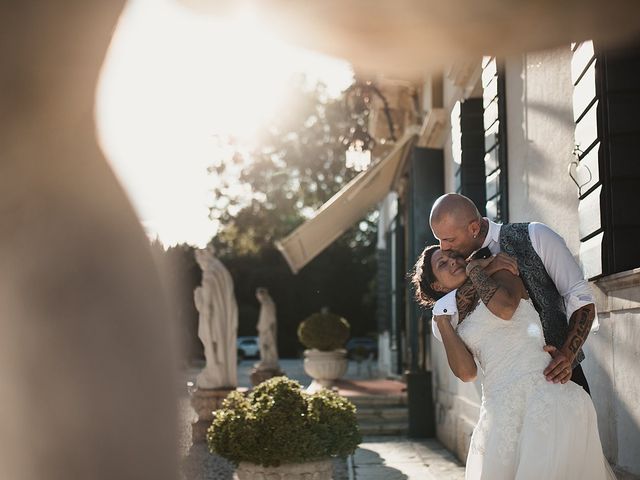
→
(429, 193, 595, 394)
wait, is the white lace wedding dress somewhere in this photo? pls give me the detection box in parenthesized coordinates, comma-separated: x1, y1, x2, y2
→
(456, 298, 616, 480)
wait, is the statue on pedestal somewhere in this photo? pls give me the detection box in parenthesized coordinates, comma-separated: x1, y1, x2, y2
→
(190, 245, 238, 442)
(256, 287, 279, 369)
(193, 245, 238, 389)
(250, 287, 283, 385)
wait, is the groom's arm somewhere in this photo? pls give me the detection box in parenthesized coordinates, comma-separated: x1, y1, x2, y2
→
(528, 223, 595, 321)
(544, 303, 595, 383)
(565, 303, 596, 358)
(528, 223, 597, 383)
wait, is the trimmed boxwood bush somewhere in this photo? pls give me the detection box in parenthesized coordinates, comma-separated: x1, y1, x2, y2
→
(206, 376, 361, 467)
(297, 312, 350, 351)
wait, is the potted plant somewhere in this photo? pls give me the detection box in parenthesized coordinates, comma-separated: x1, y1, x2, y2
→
(206, 376, 361, 480)
(298, 311, 350, 391)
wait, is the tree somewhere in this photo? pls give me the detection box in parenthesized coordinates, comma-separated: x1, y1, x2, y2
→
(210, 77, 361, 255)
(209, 77, 379, 357)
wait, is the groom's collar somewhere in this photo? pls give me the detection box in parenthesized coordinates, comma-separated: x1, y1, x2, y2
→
(480, 218, 502, 249)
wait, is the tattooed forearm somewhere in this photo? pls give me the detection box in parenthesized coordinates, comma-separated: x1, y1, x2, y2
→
(456, 280, 479, 322)
(467, 265, 499, 306)
(564, 304, 595, 356)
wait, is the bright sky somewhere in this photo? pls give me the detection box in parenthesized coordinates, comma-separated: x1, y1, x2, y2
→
(97, 0, 353, 248)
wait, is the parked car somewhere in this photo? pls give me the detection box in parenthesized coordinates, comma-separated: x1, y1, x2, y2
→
(237, 336, 260, 360)
(346, 337, 378, 360)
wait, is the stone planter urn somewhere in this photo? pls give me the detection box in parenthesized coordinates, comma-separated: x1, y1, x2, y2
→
(236, 459, 333, 480)
(304, 348, 348, 391)
(297, 310, 351, 391)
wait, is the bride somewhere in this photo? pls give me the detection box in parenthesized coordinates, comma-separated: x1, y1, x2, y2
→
(412, 245, 616, 480)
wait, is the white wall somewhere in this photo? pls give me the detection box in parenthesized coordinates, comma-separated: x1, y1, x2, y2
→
(442, 74, 462, 195)
(588, 272, 640, 477)
(504, 47, 581, 255)
(442, 128, 457, 195)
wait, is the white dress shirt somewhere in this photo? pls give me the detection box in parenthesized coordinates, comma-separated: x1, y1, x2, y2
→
(431, 220, 597, 342)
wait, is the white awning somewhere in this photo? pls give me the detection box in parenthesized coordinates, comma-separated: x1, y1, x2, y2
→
(275, 126, 419, 274)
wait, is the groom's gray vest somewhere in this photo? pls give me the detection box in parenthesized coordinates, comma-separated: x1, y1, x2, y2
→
(499, 223, 584, 364)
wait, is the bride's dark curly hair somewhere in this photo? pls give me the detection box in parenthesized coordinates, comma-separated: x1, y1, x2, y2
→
(411, 244, 445, 308)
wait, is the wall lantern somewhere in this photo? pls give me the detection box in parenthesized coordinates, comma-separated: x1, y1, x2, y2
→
(343, 79, 397, 172)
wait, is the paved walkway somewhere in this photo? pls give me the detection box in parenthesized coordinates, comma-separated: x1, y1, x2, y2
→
(181, 359, 466, 480)
(352, 437, 465, 480)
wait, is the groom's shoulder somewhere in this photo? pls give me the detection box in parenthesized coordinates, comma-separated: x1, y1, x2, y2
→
(502, 222, 566, 245)
(527, 222, 567, 246)
(499, 221, 529, 232)
(528, 221, 558, 234)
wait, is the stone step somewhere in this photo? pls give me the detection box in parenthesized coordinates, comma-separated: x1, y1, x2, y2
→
(355, 406, 408, 422)
(343, 391, 409, 436)
(357, 420, 409, 436)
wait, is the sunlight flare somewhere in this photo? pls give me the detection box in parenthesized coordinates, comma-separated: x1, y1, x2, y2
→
(97, 0, 352, 247)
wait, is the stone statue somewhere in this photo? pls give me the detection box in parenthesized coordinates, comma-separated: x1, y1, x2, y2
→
(256, 288, 279, 370)
(250, 288, 283, 385)
(194, 245, 238, 389)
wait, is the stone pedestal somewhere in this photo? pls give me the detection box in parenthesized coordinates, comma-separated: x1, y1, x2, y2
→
(249, 365, 285, 386)
(303, 349, 348, 392)
(189, 387, 237, 443)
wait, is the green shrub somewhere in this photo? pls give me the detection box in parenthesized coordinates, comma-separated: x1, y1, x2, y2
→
(297, 312, 350, 351)
(206, 376, 361, 467)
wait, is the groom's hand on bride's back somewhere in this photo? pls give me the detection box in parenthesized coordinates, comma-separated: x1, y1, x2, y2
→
(543, 345, 573, 384)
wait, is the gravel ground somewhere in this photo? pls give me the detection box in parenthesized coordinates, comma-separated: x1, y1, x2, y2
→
(178, 396, 235, 480)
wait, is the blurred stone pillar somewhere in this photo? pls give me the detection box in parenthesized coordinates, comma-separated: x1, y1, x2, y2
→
(0, 3, 179, 479)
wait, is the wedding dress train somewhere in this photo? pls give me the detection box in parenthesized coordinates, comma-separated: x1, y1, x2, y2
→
(456, 298, 616, 480)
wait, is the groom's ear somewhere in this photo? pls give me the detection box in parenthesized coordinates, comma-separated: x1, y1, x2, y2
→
(469, 219, 481, 238)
